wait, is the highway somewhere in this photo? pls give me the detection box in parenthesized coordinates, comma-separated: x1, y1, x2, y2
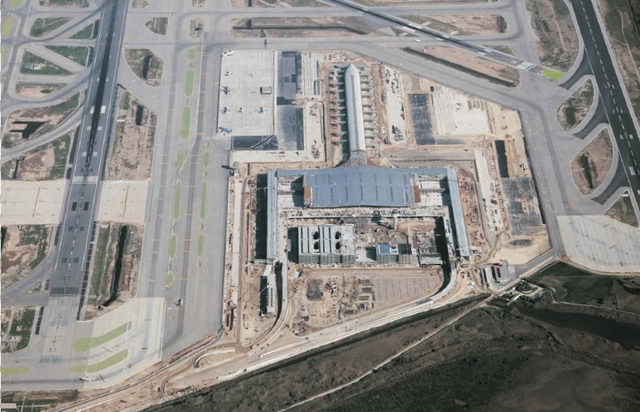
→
(567, 0, 640, 205)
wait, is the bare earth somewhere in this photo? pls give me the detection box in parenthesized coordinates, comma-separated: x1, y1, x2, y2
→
(526, 0, 579, 71)
(401, 14, 507, 36)
(557, 79, 595, 131)
(1, 225, 53, 290)
(571, 128, 614, 195)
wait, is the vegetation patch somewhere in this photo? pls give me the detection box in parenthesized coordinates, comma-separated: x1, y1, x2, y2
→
(20, 51, 71, 75)
(39, 0, 89, 6)
(2, 92, 80, 148)
(86, 224, 142, 319)
(605, 195, 639, 227)
(70, 349, 128, 373)
(45, 45, 91, 66)
(71, 21, 97, 39)
(1, 132, 72, 180)
(1, 307, 36, 352)
(29, 17, 70, 37)
(570, 128, 613, 195)
(557, 79, 594, 131)
(124, 49, 163, 86)
(73, 323, 130, 352)
(145, 17, 168, 35)
(15, 83, 67, 98)
(106, 89, 156, 180)
(526, 0, 578, 71)
(1, 226, 52, 291)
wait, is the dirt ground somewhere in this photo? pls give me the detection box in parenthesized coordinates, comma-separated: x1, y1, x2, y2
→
(401, 14, 507, 36)
(85, 223, 143, 320)
(1, 132, 72, 180)
(596, 0, 640, 121)
(571, 128, 613, 195)
(232, 0, 324, 6)
(354, 0, 491, 4)
(15, 83, 67, 99)
(2, 92, 82, 149)
(231, 17, 387, 38)
(526, 0, 579, 71)
(1, 225, 53, 290)
(403, 46, 520, 87)
(557, 79, 595, 131)
(606, 195, 639, 227)
(105, 90, 156, 180)
(150, 264, 640, 412)
(1, 306, 37, 353)
(124, 49, 163, 86)
(290, 268, 443, 334)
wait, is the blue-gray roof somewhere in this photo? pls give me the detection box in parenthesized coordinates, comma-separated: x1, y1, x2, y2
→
(289, 167, 416, 208)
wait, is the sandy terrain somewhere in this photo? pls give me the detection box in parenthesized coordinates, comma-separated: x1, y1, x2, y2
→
(571, 128, 613, 195)
(526, 0, 579, 71)
(231, 17, 387, 38)
(404, 46, 520, 87)
(1, 132, 72, 181)
(106, 90, 156, 180)
(401, 14, 507, 36)
(1, 225, 53, 290)
(557, 79, 594, 131)
(15, 83, 67, 99)
(606, 195, 639, 227)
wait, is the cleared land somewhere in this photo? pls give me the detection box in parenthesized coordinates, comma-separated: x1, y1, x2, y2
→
(231, 0, 323, 6)
(145, 17, 168, 35)
(1, 225, 52, 290)
(595, 0, 640, 121)
(571, 128, 613, 195)
(39, 0, 89, 6)
(86, 223, 142, 319)
(20, 51, 71, 75)
(526, 0, 579, 72)
(1, 307, 37, 353)
(15, 83, 67, 98)
(124, 49, 163, 86)
(231, 17, 384, 38)
(45, 45, 91, 66)
(29, 17, 70, 37)
(557, 79, 595, 131)
(606, 195, 639, 227)
(2, 92, 81, 148)
(403, 46, 520, 87)
(106, 90, 156, 180)
(401, 14, 507, 36)
(152, 264, 640, 412)
(1, 132, 72, 180)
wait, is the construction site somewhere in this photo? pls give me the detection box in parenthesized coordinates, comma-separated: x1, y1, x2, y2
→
(218, 49, 548, 347)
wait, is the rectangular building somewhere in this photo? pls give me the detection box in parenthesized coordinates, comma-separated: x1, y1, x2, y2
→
(297, 224, 356, 266)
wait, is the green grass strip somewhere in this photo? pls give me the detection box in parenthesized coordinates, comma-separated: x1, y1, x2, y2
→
(197, 235, 204, 257)
(70, 349, 128, 373)
(543, 68, 564, 81)
(166, 272, 174, 286)
(169, 235, 177, 257)
(177, 150, 185, 168)
(185, 70, 194, 96)
(181, 107, 191, 139)
(200, 182, 207, 219)
(173, 182, 182, 219)
(0, 366, 29, 375)
(2, 16, 15, 38)
(203, 151, 209, 167)
(73, 323, 130, 352)
(188, 49, 196, 61)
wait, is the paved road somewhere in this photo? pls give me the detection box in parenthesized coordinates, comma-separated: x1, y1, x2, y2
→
(567, 0, 640, 205)
(48, 0, 128, 300)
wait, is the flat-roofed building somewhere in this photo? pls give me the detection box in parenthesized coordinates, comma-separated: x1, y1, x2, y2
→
(344, 64, 367, 158)
(297, 224, 356, 266)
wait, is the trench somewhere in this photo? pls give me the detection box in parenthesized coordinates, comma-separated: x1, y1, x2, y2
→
(102, 226, 128, 307)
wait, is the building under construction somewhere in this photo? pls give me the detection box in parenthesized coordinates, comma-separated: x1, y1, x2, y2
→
(265, 165, 469, 269)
